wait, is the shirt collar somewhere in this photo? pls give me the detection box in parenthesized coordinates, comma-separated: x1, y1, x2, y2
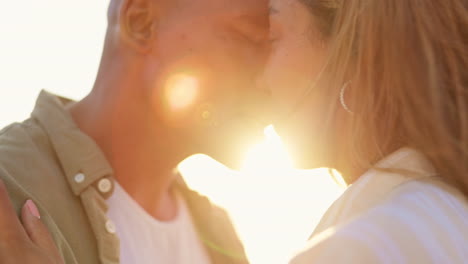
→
(313, 147, 437, 235)
(31, 90, 114, 196)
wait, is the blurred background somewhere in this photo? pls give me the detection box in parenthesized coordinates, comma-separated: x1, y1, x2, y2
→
(0, 1, 344, 263)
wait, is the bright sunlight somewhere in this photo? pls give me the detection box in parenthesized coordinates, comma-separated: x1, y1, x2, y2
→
(179, 126, 345, 264)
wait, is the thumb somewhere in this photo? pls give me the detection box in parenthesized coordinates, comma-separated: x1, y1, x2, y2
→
(21, 200, 62, 261)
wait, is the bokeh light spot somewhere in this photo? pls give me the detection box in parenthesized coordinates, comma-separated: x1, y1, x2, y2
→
(165, 74, 199, 110)
(202, 110, 211, 120)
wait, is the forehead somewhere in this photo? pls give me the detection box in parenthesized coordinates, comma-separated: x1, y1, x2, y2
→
(176, 0, 269, 18)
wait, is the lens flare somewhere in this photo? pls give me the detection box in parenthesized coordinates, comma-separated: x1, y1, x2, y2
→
(179, 126, 346, 264)
(165, 74, 199, 110)
(240, 125, 294, 175)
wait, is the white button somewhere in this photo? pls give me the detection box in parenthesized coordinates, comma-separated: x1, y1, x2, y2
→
(74, 173, 85, 183)
(105, 220, 116, 234)
(98, 178, 112, 193)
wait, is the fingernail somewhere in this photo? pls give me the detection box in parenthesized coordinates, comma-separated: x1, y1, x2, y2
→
(25, 200, 41, 219)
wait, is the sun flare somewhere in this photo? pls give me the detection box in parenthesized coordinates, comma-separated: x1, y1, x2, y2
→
(179, 126, 345, 264)
(165, 74, 199, 110)
(240, 125, 294, 175)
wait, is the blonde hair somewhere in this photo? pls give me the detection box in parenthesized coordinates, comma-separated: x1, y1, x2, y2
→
(303, 0, 468, 194)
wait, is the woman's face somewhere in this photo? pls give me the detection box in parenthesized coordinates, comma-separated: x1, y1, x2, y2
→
(261, 0, 332, 168)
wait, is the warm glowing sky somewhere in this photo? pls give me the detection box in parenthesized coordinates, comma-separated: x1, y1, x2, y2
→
(0, 1, 344, 263)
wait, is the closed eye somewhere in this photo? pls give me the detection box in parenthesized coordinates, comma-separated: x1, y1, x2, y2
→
(228, 15, 269, 46)
(232, 26, 268, 46)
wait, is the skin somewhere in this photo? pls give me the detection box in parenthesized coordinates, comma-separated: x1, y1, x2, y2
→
(265, 0, 368, 182)
(0, 0, 354, 262)
(263, 0, 342, 171)
(70, 0, 271, 221)
(0, 0, 271, 261)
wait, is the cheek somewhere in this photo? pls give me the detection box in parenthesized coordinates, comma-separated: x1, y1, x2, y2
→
(149, 25, 269, 131)
(263, 40, 320, 115)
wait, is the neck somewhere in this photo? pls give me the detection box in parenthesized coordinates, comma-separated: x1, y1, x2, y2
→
(69, 74, 187, 221)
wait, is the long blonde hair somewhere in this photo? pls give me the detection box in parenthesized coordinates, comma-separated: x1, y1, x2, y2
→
(303, 0, 468, 194)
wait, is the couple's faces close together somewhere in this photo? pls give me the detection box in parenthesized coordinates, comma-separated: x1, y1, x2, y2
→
(122, 0, 328, 168)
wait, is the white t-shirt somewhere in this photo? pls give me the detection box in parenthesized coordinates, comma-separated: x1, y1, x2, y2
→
(106, 182, 211, 264)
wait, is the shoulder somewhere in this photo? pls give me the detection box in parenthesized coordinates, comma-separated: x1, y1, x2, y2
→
(0, 118, 69, 217)
(0, 118, 57, 179)
(0, 118, 53, 170)
(0, 119, 46, 195)
(0, 117, 49, 149)
(291, 179, 468, 264)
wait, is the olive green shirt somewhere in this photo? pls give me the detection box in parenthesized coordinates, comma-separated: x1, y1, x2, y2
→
(0, 90, 248, 264)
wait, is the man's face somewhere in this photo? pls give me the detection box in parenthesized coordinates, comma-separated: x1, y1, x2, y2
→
(144, 0, 271, 168)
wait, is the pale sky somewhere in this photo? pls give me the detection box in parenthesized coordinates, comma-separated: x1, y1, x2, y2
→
(0, 0, 107, 127)
(0, 2, 344, 263)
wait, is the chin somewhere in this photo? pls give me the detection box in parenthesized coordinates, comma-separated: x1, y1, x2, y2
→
(197, 132, 262, 171)
(295, 150, 332, 170)
(280, 132, 332, 170)
(274, 115, 337, 170)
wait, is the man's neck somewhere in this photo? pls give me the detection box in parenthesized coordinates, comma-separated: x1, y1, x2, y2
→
(69, 86, 185, 221)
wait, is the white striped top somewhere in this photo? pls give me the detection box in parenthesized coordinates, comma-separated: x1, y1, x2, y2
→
(290, 148, 468, 264)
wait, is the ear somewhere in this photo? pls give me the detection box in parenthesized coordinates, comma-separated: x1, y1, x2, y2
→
(120, 0, 157, 53)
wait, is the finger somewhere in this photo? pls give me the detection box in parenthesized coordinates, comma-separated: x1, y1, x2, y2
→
(0, 179, 28, 241)
(21, 200, 61, 260)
